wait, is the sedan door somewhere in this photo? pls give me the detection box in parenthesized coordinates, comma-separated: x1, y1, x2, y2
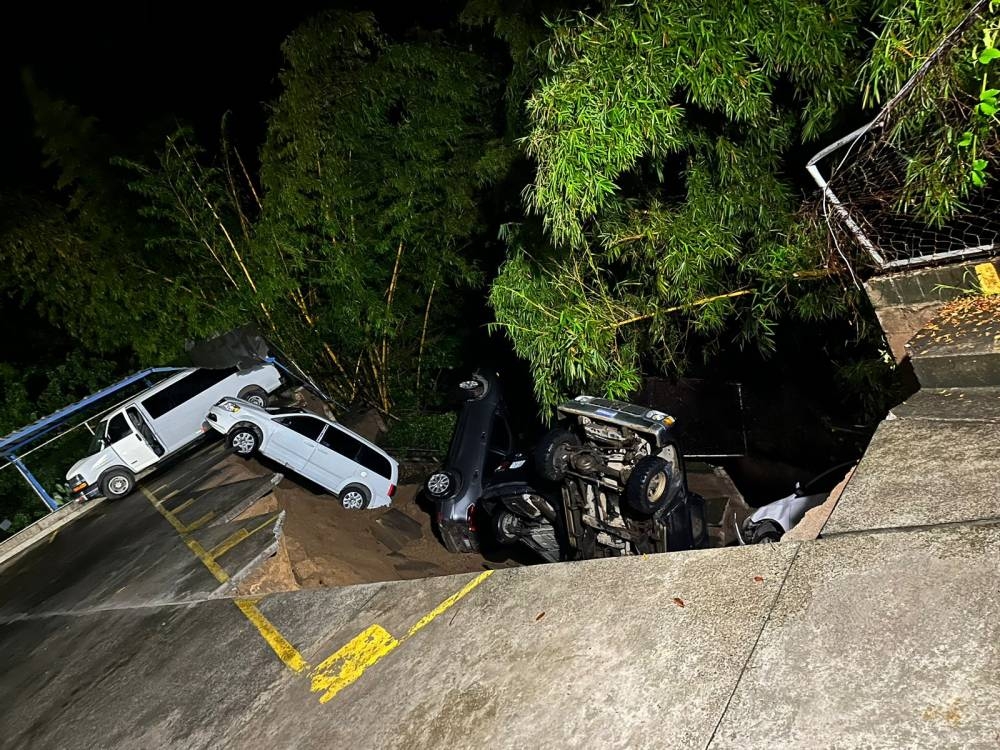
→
(266, 415, 325, 473)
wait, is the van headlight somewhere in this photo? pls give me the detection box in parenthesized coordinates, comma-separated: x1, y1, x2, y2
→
(69, 475, 88, 492)
(644, 409, 675, 425)
(219, 401, 241, 413)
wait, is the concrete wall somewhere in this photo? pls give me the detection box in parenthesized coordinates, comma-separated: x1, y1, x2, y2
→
(865, 259, 999, 361)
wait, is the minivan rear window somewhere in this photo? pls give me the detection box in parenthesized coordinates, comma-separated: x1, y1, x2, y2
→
(142, 367, 238, 419)
(357, 444, 392, 480)
(320, 426, 392, 479)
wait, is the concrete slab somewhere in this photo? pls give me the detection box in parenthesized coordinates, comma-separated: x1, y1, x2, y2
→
(0, 522, 223, 621)
(823, 417, 1000, 535)
(0, 598, 293, 749)
(889, 387, 1000, 422)
(908, 296, 1000, 388)
(0, 510, 284, 621)
(227, 544, 800, 750)
(711, 523, 1000, 749)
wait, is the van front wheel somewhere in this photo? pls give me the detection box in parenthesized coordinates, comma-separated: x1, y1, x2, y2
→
(100, 468, 135, 500)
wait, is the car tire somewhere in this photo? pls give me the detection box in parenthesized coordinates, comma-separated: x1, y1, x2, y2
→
(749, 519, 784, 544)
(426, 470, 457, 499)
(238, 385, 269, 408)
(494, 509, 522, 545)
(456, 375, 488, 400)
(340, 484, 371, 510)
(535, 428, 581, 482)
(625, 456, 672, 515)
(228, 423, 261, 457)
(99, 467, 135, 500)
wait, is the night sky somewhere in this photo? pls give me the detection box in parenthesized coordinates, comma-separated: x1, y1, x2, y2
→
(1, 1, 466, 189)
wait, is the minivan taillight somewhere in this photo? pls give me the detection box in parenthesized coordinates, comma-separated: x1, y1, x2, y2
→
(388, 483, 396, 498)
(467, 504, 477, 533)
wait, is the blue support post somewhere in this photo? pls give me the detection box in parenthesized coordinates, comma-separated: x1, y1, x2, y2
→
(7, 454, 59, 512)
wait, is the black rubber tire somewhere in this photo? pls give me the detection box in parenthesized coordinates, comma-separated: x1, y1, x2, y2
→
(99, 467, 135, 500)
(749, 519, 784, 544)
(228, 423, 261, 457)
(457, 375, 488, 399)
(340, 483, 371, 510)
(238, 385, 269, 408)
(534, 428, 581, 482)
(494, 510, 522, 545)
(425, 470, 457, 499)
(625, 456, 672, 515)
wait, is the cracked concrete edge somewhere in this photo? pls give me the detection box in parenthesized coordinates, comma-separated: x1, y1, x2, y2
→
(208, 473, 284, 527)
(212, 510, 285, 597)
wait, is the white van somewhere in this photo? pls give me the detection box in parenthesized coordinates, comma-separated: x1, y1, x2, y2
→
(66, 364, 282, 501)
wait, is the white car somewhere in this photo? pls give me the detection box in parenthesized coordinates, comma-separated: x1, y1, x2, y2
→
(738, 463, 853, 544)
(206, 399, 398, 510)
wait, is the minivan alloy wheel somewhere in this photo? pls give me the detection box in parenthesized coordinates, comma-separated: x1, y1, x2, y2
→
(342, 490, 365, 510)
(232, 432, 256, 454)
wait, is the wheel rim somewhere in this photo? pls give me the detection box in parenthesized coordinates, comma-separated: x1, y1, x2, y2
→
(108, 476, 129, 495)
(498, 513, 518, 542)
(232, 432, 255, 454)
(247, 395, 265, 407)
(342, 490, 365, 510)
(458, 380, 479, 390)
(647, 471, 667, 502)
(427, 473, 450, 496)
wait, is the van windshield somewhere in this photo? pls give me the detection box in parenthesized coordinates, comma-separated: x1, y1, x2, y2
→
(88, 421, 108, 454)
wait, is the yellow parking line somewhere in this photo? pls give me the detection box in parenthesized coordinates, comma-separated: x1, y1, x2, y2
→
(234, 598, 309, 673)
(142, 484, 495, 705)
(209, 514, 279, 558)
(309, 569, 494, 703)
(171, 497, 195, 515)
(311, 625, 400, 703)
(179, 512, 216, 533)
(141, 486, 229, 583)
(187, 540, 230, 583)
(406, 570, 493, 638)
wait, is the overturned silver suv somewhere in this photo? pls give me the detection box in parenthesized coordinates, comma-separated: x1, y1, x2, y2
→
(534, 395, 707, 558)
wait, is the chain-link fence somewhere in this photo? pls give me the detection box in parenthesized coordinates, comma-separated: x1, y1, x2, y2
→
(808, 0, 1000, 274)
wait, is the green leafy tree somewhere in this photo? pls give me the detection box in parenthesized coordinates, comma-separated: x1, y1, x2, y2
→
(862, 0, 1000, 223)
(487, 0, 880, 411)
(257, 11, 508, 410)
(0, 358, 117, 532)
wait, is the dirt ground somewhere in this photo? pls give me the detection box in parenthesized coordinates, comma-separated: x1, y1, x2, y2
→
(213, 447, 517, 594)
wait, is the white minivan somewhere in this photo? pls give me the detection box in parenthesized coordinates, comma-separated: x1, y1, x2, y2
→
(205, 398, 399, 510)
(67, 364, 282, 501)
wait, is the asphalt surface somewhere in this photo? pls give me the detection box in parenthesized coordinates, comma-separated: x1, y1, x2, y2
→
(0, 441, 282, 619)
